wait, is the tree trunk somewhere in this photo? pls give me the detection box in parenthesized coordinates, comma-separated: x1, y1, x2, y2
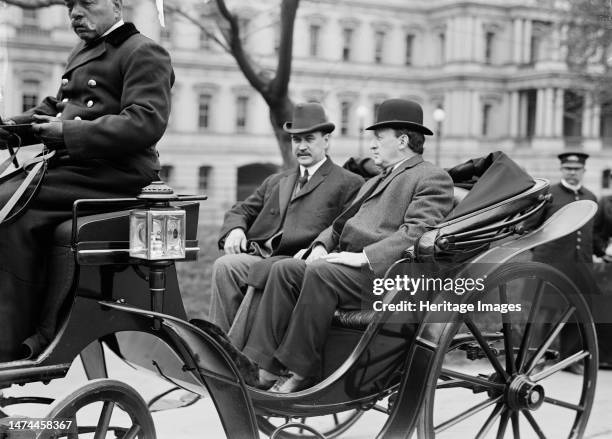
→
(269, 97, 295, 170)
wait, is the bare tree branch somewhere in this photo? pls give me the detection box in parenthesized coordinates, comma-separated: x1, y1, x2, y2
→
(214, 0, 266, 95)
(163, 2, 230, 53)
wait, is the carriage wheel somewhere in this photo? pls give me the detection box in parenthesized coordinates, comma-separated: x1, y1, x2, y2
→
(38, 379, 156, 439)
(256, 409, 364, 438)
(418, 262, 597, 439)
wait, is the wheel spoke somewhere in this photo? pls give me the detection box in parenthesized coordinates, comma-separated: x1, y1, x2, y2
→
(441, 368, 506, 390)
(525, 306, 575, 375)
(436, 378, 475, 389)
(516, 279, 545, 372)
(511, 411, 520, 439)
(475, 403, 504, 439)
(522, 410, 547, 439)
(499, 284, 517, 376)
(434, 396, 502, 434)
(122, 424, 142, 439)
(332, 413, 339, 425)
(530, 350, 589, 382)
(94, 401, 115, 439)
(544, 396, 584, 412)
(464, 317, 509, 381)
(299, 417, 307, 434)
(496, 409, 509, 439)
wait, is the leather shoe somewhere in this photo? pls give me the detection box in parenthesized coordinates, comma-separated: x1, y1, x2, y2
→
(257, 369, 280, 390)
(269, 372, 313, 393)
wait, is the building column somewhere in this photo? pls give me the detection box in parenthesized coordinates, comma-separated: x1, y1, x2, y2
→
(519, 92, 528, 137)
(544, 88, 555, 137)
(535, 88, 545, 137)
(583, 93, 593, 138)
(513, 19, 523, 64)
(554, 88, 564, 137)
(471, 91, 481, 136)
(523, 19, 532, 63)
(453, 17, 463, 61)
(593, 102, 601, 138)
(473, 18, 483, 63)
(509, 91, 520, 137)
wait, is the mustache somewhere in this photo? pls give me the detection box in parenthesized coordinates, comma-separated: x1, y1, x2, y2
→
(71, 20, 95, 30)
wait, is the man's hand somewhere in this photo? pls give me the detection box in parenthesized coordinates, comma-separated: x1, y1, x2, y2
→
(294, 248, 308, 260)
(306, 244, 328, 264)
(31, 115, 64, 147)
(224, 228, 247, 254)
(322, 251, 367, 267)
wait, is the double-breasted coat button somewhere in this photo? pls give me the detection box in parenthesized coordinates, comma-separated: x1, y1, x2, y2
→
(577, 237, 582, 243)
(86, 100, 94, 108)
(576, 245, 581, 250)
(74, 116, 82, 121)
(62, 98, 69, 103)
(56, 112, 62, 117)
(577, 230, 582, 236)
(87, 79, 97, 87)
(61, 78, 68, 85)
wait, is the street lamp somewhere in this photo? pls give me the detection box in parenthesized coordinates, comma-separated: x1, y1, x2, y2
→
(356, 105, 368, 157)
(432, 107, 446, 166)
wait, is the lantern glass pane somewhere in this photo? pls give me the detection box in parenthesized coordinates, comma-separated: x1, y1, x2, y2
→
(129, 210, 148, 259)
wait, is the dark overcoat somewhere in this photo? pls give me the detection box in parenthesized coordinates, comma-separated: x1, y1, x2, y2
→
(219, 158, 364, 258)
(0, 23, 174, 360)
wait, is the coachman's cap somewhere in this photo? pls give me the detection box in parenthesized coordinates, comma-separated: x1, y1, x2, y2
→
(365, 98, 434, 135)
(558, 152, 589, 165)
(283, 102, 335, 134)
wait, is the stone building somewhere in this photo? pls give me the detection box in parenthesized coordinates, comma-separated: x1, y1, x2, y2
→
(1, 0, 611, 223)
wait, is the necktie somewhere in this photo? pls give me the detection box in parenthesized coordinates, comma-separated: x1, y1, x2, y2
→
(332, 167, 392, 237)
(297, 169, 309, 190)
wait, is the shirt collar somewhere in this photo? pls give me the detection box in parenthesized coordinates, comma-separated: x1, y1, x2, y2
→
(299, 156, 327, 178)
(561, 179, 582, 193)
(102, 19, 125, 37)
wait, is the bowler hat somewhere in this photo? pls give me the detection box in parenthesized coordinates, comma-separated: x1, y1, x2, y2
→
(558, 152, 589, 165)
(283, 103, 335, 134)
(366, 98, 434, 135)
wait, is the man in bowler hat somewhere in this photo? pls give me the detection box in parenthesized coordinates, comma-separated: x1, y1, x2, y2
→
(242, 98, 454, 392)
(207, 103, 363, 332)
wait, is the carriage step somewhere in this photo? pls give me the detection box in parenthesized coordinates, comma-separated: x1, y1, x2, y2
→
(460, 343, 560, 362)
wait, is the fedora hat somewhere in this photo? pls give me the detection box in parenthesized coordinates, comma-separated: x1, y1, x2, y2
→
(283, 102, 335, 134)
(366, 98, 434, 135)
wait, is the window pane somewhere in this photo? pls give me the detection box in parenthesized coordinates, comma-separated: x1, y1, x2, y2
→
(374, 31, 385, 63)
(309, 24, 320, 57)
(198, 94, 211, 129)
(482, 103, 492, 136)
(342, 28, 353, 61)
(340, 101, 351, 136)
(405, 34, 414, 66)
(236, 96, 249, 132)
(21, 79, 39, 112)
(198, 166, 212, 192)
(159, 165, 173, 183)
(485, 31, 494, 64)
(439, 33, 446, 64)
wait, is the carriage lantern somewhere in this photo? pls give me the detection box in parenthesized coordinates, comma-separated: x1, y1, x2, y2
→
(129, 181, 186, 260)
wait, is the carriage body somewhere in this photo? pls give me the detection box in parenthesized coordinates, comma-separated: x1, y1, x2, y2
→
(0, 152, 600, 439)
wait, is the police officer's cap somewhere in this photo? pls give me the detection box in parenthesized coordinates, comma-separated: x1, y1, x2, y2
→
(558, 152, 589, 166)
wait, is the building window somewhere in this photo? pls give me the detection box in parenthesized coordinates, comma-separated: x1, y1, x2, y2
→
(485, 31, 495, 64)
(160, 16, 172, 44)
(405, 33, 415, 66)
(438, 32, 446, 64)
(601, 100, 612, 144)
(530, 34, 541, 64)
(342, 28, 353, 61)
(236, 96, 249, 132)
(374, 30, 385, 64)
(482, 103, 492, 136)
(563, 90, 584, 138)
(198, 94, 212, 129)
(159, 165, 173, 183)
(309, 24, 320, 57)
(525, 89, 537, 138)
(22, 9, 38, 28)
(340, 101, 351, 136)
(21, 79, 39, 112)
(373, 102, 381, 123)
(198, 166, 212, 192)
(200, 19, 212, 49)
(602, 169, 611, 189)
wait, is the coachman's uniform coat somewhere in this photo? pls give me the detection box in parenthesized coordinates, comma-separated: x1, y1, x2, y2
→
(0, 23, 174, 361)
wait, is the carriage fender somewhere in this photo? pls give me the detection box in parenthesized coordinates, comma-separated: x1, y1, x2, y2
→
(100, 301, 260, 439)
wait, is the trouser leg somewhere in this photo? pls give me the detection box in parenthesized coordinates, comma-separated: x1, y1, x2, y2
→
(242, 258, 306, 374)
(207, 253, 262, 332)
(274, 260, 375, 377)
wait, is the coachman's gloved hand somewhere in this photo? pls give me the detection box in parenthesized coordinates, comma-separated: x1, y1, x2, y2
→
(31, 114, 66, 150)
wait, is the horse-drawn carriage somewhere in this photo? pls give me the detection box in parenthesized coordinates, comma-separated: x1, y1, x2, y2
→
(0, 151, 599, 438)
